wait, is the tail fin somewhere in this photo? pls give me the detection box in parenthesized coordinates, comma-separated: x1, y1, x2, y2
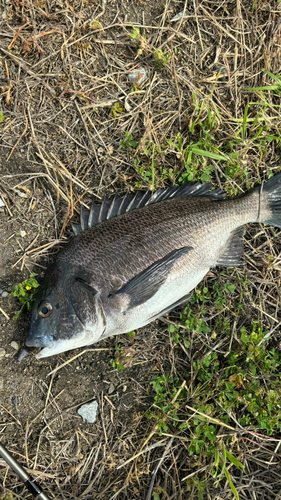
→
(261, 173, 281, 227)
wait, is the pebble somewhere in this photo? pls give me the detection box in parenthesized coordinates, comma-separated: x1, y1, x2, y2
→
(128, 67, 147, 86)
(213, 64, 228, 81)
(108, 383, 115, 395)
(0, 348, 6, 358)
(78, 401, 98, 424)
(13, 397, 19, 408)
(10, 341, 19, 351)
(0, 198, 5, 208)
(1, 291, 9, 298)
(171, 10, 191, 22)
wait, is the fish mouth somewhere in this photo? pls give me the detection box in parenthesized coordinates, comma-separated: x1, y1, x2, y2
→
(35, 339, 74, 359)
(35, 325, 106, 359)
(26, 334, 54, 349)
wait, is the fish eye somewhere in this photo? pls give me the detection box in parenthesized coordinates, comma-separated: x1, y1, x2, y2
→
(38, 302, 52, 318)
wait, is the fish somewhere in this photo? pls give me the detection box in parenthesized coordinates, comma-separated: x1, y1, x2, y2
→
(26, 174, 281, 358)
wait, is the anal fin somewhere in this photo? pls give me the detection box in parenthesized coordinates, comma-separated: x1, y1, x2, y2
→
(149, 292, 193, 322)
(217, 226, 245, 267)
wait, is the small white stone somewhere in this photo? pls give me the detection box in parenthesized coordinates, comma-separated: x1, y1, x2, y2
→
(20, 230, 26, 237)
(0, 198, 5, 208)
(128, 67, 147, 85)
(78, 401, 98, 424)
(10, 341, 19, 351)
(1, 291, 8, 298)
(0, 348, 6, 359)
(171, 11, 190, 22)
(108, 383, 115, 394)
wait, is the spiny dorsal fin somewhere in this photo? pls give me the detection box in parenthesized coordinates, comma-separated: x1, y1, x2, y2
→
(71, 182, 226, 235)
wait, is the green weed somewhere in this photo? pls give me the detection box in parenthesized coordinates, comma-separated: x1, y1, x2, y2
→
(127, 25, 170, 68)
(134, 141, 157, 190)
(1, 494, 15, 500)
(147, 301, 281, 498)
(186, 477, 208, 500)
(126, 330, 136, 338)
(110, 358, 125, 371)
(11, 273, 40, 319)
(244, 70, 281, 93)
(120, 131, 138, 149)
(111, 102, 124, 117)
(90, 20, 102, 30)
(110, 344, 125, 371)
(152, 485, 172, 500)
(0, 112, 3, 123)
(110, 343, 136, 371)
(153, 48, 171, 69)
(127, 26, 149, 57)
(166, 125, 244, 187)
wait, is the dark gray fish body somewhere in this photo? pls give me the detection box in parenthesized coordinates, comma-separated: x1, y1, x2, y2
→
(26, 175, 281, 358)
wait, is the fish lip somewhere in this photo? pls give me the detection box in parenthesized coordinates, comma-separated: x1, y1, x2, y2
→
(34, 339, 74, 359)
(35, 325, 107, 359)
(35, 344, 56, 359)
(25, 334, 54, 349)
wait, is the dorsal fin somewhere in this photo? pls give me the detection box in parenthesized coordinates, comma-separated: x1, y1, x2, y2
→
(70, 182, 226, 235)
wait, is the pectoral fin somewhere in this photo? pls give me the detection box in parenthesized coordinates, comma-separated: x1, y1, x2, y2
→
(109, 246, 193, 309)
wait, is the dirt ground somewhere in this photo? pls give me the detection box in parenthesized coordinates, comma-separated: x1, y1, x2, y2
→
(1, 0, 281, 499)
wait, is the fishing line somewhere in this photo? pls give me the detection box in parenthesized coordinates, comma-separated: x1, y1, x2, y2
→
(0, 442, 51, 500)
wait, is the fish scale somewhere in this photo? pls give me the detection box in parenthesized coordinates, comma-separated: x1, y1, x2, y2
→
(25, 175, 281, 358)
(62, 196, 251, 275)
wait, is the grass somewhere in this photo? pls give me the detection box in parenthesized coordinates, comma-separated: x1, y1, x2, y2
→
(131, 70, 281, 195)
(149, 320, 281, 435)
(146, 295, 281, 498)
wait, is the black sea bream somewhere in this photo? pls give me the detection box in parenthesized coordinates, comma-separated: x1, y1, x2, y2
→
(26, 175, 281, 358)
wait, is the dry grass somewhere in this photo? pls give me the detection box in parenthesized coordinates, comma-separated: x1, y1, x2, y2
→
(0, 0, 281, 498)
